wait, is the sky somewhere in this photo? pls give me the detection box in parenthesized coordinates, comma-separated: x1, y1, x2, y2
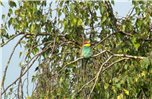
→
(1, 0, 132, 98)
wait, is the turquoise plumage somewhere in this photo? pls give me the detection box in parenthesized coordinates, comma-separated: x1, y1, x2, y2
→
(81, 46, 92, 58)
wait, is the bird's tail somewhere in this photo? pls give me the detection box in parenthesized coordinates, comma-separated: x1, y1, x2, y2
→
(82, 59, 89, 97)
(82, 59, 88, 82)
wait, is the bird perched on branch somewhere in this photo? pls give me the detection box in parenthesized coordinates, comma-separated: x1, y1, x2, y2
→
(81, 40, 92, 81)
(81, 40, 92, 58)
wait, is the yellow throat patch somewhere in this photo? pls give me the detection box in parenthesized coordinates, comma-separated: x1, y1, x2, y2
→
(84, 43, 91, 47)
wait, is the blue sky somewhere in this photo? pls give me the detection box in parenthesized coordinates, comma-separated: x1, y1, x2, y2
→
(1, 0, 132, 97)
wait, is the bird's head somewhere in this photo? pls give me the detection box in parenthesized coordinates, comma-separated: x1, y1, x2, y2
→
(83, 40, 91, 47)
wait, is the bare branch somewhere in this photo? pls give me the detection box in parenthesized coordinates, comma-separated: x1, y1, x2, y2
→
(17, 67, 24, 99)
(75, 57, 130, 97)
(113, 53, 144, 59)
(58, 50, 107, 73)
(1, 56, 39, 95)
(88, 55, 113, 99)
(76, 77, 96, 95)
(0, 34, 21, 47)
(102, 58, 130, 74)
(1, 43, 52, 95)
(1, 35, 26, 89)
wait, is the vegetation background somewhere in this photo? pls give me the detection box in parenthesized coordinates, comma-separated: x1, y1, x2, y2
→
(1, 0, 152, 99)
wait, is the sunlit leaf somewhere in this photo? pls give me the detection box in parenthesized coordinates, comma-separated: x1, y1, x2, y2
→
(117, 93, 123, 99)
(123, 88, 129, 95)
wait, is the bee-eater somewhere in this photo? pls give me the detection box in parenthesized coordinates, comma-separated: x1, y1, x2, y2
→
(81, 40, 92, 58)
(81, 40, 92, 82)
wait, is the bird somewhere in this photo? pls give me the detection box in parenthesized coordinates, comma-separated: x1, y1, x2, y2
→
(81, 40, 92, 58)
(81, 40, 92, 82)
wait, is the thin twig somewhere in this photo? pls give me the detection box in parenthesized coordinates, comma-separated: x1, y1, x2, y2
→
(58, 50, 107, 73)
(76, 77, 96, 95)
(2, 56, 39, 95)
(88, 55, 113, 99)
(26, 70, 29, 96)
(0, 34, 21, 47)
(94, 33, 115, 48)
(127, 7, 135, 17)
(58, 57, 84, 73)
(2, 44, 51, 95)
(102, 58, 129, 72)
(1, 35, 26, 89)
(113, 54, 144, 59)
(17, 67, 24, 99)
(75, 57, 129, 97)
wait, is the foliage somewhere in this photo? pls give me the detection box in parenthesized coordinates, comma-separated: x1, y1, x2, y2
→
(1, 0, 152, 99)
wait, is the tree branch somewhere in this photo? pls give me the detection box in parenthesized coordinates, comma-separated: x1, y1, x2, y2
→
(88, 55, 113, 99)
(17, 67, 24, 99)
(1, 43, 52, 95)
(1, 35, 26, 89)
(1, 55, 39, 95)
(113, 53, 144, 59)
(102, 58, 129, 73)
(58, 50, 107, 73)
(0, 33, 21, 47)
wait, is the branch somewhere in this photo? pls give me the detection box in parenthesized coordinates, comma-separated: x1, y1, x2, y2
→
(26, 70, 29, 96)
(58, 57, 83, 73)
(17, 67, 24, 99)
(94, 33, 115, 48)
(88, 55, 113, 99)
(113, 53, 144, 59)
(0, 33, 21, 47)
(1, 35, 26, 88)
(140, 38, 152, 41)
(127, 7, 135, 17)
(1, 55, 39, 95)
(102, 58, 129, 73)
(87, 53, 144, 98)
(58, 50, 144, 74)
(58, 50, 107, 73)
(75, 57, 129, 97)
(25, 40, 52, 60)
(0, 31, 65, 47)
(76, 77, 96, 95)
(1, 43, 52, 95)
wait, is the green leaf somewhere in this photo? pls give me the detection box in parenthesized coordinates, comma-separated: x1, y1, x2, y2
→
(63, 20, 67, 28)
(72, 18, 77, 26)
(101, 16, 106, 24)
(104, 83, 109, 89)
(131, 36, 140, 50)
(2, 14, 5, 19)
(9, 1, 16, 7)
(8, 17, 13, 27)
(122, 25, 126, 31)
(115, 83, 121, 89)
(111, 0, 115, 5)
(123, 88, 129, 95)
(136, 7, 140, 15)
(117, 94, 123, 99)
(19, 52, 22, 58)
(30, 24, 36, 33)
(131, 36, 136, 43)
(124, 65, 128, 70)
(60, 77, 63, 84)
(9, 8, 13, 15)
(77, 18, 82, 26)
(32, 75, 37, 82)
(0, 1, 4, 6)
(136, 18, 142, 27)
(134, 43, 140, 51)
(140, 57, 150, 68)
